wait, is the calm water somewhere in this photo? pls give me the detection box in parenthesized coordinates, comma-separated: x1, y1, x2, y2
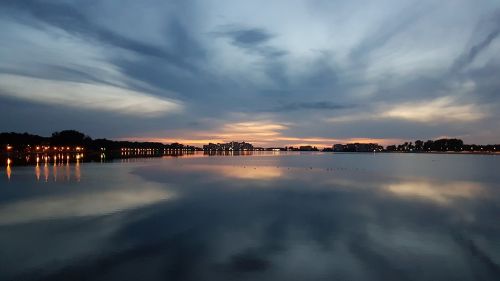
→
(0, 152, 499, 281)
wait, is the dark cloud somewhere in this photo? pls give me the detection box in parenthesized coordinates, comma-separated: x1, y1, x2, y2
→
(349, 2, 427, 62)
(227, 28, 274, 46)
(0, 65, 115, 86)
(451, 10, 500, 71)
(267, 101, 352, 112)
(465, 63, 500, 103)
(214, 26, 287, 61)
(1, 0, 203, 73)
(225, 251, 271, 272)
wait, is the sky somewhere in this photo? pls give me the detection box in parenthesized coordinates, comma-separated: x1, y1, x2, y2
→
(1, 0, 500, 147)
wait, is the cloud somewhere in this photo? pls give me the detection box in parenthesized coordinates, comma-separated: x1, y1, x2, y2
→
(451, 10, 500, 71)
(327, 114, 373, 124)
(224, 28, 274, 46)
(1, 0, 202, 72)
(212, 25, 287, 62)
(268, 101, 351, 112)
(349, 1, 427, 62)
(327, 96, 488, 125)
(0, 74, 183, 117)
(172, 121, 291, 145)
(382, 97, 487, 123)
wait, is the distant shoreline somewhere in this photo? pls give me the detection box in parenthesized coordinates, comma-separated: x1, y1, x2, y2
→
(335, 151, 500, 155)
(2, 150, 499, 167)
(2, 131, 499, 167)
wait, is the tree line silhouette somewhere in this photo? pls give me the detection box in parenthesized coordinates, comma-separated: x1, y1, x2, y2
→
(385, 138, 499, 152)
(1, 130, 198, 152)
(1, 130, 499, 154)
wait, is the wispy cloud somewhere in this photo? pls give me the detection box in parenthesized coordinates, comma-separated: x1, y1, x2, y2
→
(0, 74, 182, 117)
(327, 97, 488, 125)
(266, 101, 351, 112)
(451, 10, 500, 71)
(382, 97, 487, 123)
(222, 27, 275, 46)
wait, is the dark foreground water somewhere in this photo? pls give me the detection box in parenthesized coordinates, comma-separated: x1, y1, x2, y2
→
(0, 152, 499, 281)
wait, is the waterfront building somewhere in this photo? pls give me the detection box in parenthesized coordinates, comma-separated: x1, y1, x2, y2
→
(203, 142, 254, 151)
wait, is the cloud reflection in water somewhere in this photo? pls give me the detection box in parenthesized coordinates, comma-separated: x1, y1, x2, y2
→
(0, 187, 174, 225)
(385, 180, 486, 205)
(0, 154, 499, 280)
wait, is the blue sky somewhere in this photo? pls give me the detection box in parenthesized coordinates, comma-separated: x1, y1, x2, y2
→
(1, 0, 500, 146)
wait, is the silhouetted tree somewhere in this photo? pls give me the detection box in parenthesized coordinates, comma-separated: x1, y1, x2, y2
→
(431, 138, 463, 151)
(51, 130, 92, 146)
(415, 140, 423, 151)
(0, 132, 47, 147)
(386, 145, 397, 151)
(423, 140, 434, 151)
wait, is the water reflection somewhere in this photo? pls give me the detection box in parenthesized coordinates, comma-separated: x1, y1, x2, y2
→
(75, 160, 81, 181)
(6, 158, 11, 180)
(65, 162, 70, 181)
(184, 164, 284, 180)
(53, 160, 57, 181)
(385, 180, 486, 204)
(5, 158, 83, 183)
(0, 153, 499, 281)
(43, 162, 49, 182)
(0, 187, 175, 225)
(35, 164, 40, 181)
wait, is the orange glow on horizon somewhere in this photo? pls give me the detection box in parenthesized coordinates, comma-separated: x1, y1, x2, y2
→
(119, 136, 402, 148)
(116, 120, 403, 148)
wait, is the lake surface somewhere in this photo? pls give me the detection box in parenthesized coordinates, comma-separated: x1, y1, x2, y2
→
(0, 152, 499, 281)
